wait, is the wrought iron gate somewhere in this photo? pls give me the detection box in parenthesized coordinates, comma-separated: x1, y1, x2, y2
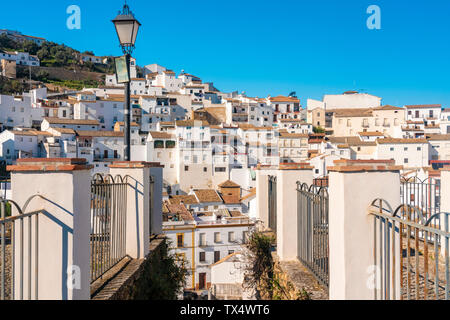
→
(268, 176, 277, 232)
(297, 182, 329, 288)
(90, 174, 128, 283)
(401, 177, 441, 229)
(368, 199, 449, 300)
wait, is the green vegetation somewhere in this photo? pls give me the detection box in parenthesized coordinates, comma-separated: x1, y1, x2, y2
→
(132, 240, 188, 300)
(243, 232, 276, 299)
(243, 231, 312, 300)
(0, 76, 28, 95)
(0, 34, 115, 73)
(47, 79, 101, 91)
(313, 126, 326, 134)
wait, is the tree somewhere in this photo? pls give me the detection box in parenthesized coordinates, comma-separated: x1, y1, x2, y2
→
(313, 126, 326, 134)
(242, 232, 275, 299)
(0, 34, 16, 50)
(131, 240, 188, 300)
(21, 40, 39, 55)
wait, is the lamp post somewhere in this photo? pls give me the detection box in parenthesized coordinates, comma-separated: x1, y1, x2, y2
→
(112, 2, 141, 161)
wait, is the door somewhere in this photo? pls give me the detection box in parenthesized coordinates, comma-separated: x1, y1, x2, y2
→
(199, 273, 206, 290)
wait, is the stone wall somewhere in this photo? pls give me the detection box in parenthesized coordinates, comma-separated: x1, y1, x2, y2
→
(92, 236, 167, 300)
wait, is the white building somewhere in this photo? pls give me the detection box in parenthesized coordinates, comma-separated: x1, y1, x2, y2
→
(323, 91, 382, 110)
(163, 202, 253, 291)
(405, 104, 442, 125)
(0, 51, 40, 66)
(376, 138, 429, 169)
(41, 117, 100, 132)
(0, 129, 51, 164)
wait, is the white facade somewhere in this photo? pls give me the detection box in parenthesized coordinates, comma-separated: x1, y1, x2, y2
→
(0, 51, 40, 66)
(376, 139, 429, 168)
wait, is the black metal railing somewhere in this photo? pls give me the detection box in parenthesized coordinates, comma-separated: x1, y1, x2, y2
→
(0, 177, 11, 200)
(0, 196, 47, 300)
(90, 174, 128, 283)
(401, 177, 441, 237)
(268, 176, 277, 232)
(368, 199, 449, 300)
(297, 182, 329, 288)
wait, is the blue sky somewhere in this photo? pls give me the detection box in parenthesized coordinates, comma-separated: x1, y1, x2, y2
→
(1, 0, 450, 107)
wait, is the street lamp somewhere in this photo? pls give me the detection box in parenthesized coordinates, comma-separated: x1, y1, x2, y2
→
(112, 1, 141, 161)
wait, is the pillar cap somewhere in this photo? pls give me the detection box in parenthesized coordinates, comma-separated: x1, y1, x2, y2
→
(8, 158, 94, 172)
(279, 163, 313, 170)
(109, 161, 164, 169)
(328, 159, 402, 173)
(256, 163, 313, 171)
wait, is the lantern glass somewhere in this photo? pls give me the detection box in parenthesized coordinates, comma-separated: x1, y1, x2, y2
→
(112, 4, 141, 51)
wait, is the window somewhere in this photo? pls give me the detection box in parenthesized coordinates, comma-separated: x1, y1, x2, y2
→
(199, 233, 206, 246)
(214, 232, 221, 243)
(177, 234, 184, 248)
(214, 251, 221, 263)
(199, 252, 206, 262)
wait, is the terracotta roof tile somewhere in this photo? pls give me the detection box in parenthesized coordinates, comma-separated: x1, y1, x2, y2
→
(44, 117, 100, 126)
(169, 195, 199, 205)
(194, 189, 223, 203)
(218, 180, 240, 188)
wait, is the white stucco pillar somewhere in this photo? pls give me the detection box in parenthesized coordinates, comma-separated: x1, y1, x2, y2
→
(439, 170, 450, 258)
(328, 160, 401, 300)
(255, 165, 277, 229)
(109, 161, 153, 259)
(8, 158, 92, 300)
(149, 164, 163, 236)
(276, 163, 313, 261)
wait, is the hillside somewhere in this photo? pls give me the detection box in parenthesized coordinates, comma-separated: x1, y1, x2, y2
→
(0, 34, 115, 92)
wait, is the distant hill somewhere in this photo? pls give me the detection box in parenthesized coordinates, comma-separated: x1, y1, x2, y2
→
(0, 34, 115, 72)
(0, 33, 116, 93)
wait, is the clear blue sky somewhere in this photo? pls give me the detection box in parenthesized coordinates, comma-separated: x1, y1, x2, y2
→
(2, 0, 450, 107)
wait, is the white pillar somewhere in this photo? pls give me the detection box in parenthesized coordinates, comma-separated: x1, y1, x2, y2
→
(439, 170, 450, 258)
(109, 161, 152, 259)
(255, 166, 277, 229)
(276, 164, 313, 261)
(9, 158, 92, 300)
(328, 160, 401, 300)
(149, 164, 163, 236)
